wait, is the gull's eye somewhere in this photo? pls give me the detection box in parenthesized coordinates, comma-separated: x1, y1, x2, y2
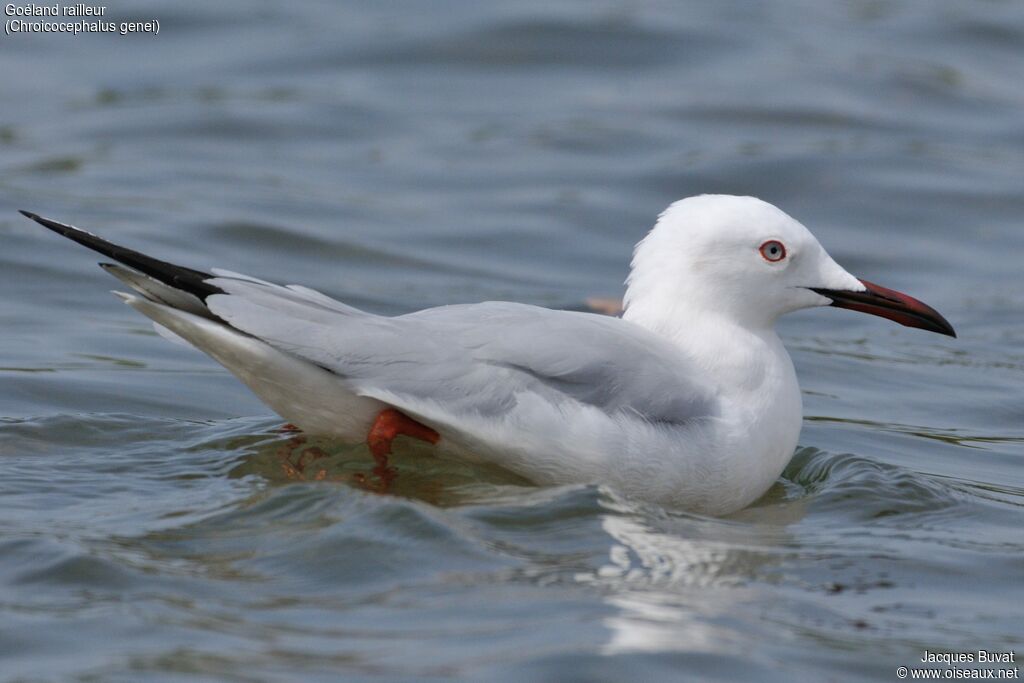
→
(759, 240, 786, 263)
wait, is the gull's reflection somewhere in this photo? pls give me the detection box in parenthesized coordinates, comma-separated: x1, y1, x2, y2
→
(579, 494, 807, 655)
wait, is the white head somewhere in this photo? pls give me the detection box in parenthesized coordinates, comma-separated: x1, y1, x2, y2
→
(623, 195, 954, 337)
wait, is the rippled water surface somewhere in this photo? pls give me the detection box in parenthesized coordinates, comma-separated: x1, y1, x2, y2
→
(2, 1, 1023, 680)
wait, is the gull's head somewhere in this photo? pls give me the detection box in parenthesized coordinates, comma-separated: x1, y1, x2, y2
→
(623, 195, 954, 337)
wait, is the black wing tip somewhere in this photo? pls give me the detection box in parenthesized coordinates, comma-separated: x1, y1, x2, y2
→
(20, 210, 223, 301)
(18, 210, 84, 236)
(19, 210, 56, 226)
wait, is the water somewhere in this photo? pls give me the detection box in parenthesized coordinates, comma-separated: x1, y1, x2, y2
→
(2, 1, 1023, 680)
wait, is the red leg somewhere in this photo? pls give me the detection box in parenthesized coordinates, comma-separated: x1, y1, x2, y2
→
(276, 435, 308, 479)
(366, 408, 440, 468)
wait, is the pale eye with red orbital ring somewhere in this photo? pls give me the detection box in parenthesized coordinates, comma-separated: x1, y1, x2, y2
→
(759, 240, 786, 262)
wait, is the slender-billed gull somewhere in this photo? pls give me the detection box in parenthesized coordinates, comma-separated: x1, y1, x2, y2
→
(20, 195, 954, 514)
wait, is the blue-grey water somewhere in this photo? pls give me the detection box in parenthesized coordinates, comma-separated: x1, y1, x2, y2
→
(2, 2, 1023, 681)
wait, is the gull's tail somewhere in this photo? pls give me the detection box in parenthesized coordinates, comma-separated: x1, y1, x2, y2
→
(18, 210, 378, 434)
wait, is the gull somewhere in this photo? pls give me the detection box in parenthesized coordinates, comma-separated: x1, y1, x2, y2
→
(19, 196, 954, 515)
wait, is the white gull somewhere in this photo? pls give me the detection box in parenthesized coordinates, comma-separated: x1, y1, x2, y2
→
(20, 195, 954, 515)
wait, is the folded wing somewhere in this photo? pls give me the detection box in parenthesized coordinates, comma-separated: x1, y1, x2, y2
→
(22, 212, 716, 436)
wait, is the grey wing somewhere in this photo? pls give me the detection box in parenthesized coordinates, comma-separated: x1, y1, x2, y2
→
(404, 303, 715, 423)
(204, 284, 716, 427)
(19, 211, 713, 443)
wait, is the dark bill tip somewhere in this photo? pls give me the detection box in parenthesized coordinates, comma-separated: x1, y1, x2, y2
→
(811, 279, 956, 338)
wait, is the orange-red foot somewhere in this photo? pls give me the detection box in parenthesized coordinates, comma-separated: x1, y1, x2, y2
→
(364, 409, 440, 485)
(275, 422, 302, 433)
(274, 436, 332, 480)
(276, 435, 307, 479)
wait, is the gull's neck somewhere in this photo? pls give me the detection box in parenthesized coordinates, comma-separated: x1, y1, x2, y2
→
(623, 293, 803, 513)
(622, 298, 790, 395)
